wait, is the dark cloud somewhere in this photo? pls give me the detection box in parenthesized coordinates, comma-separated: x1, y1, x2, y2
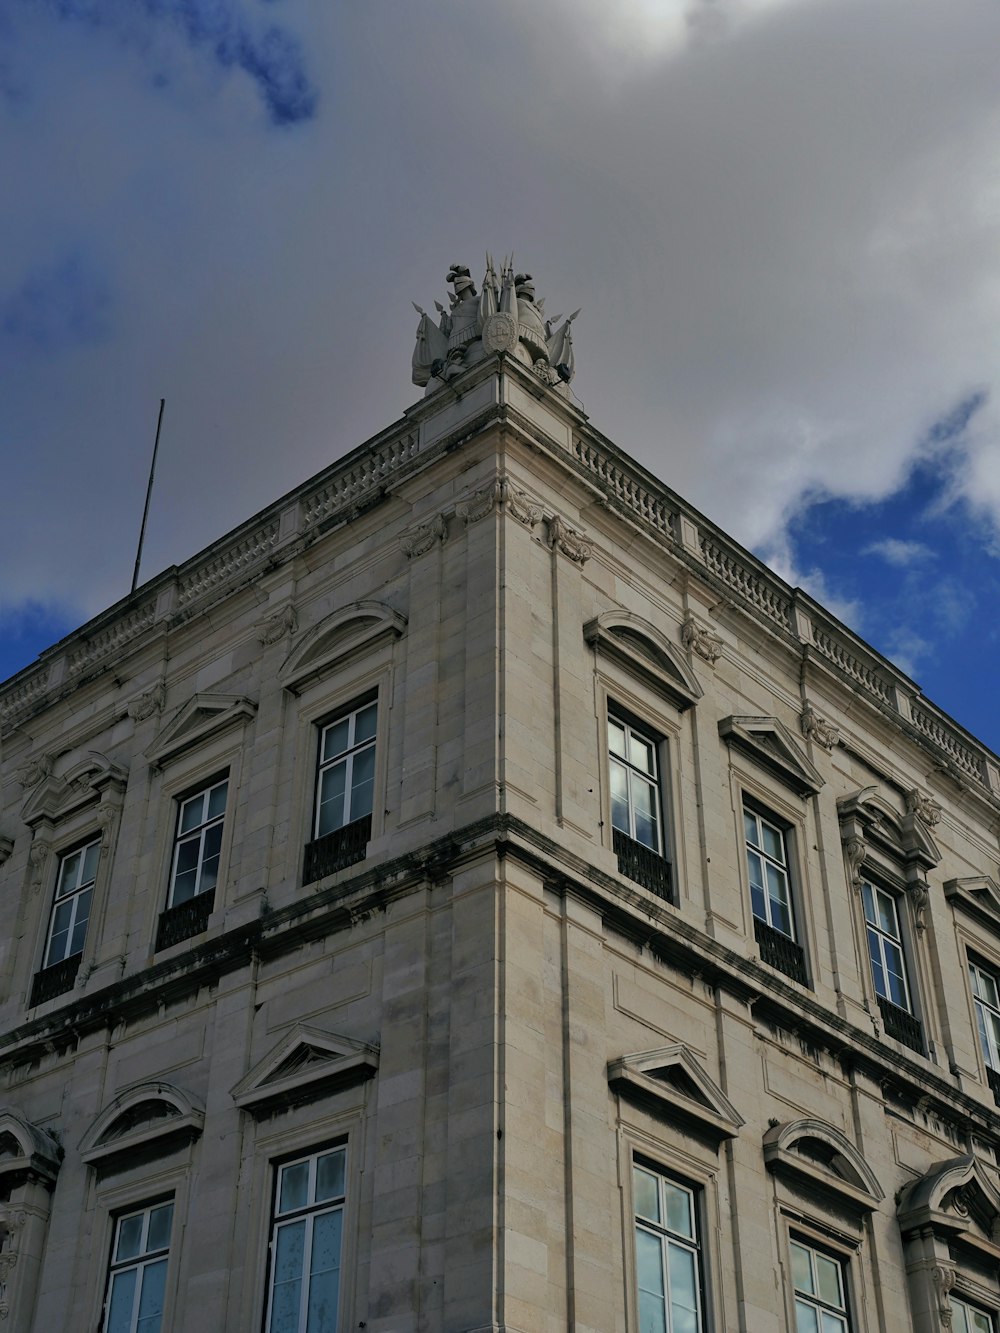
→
(1, 252, 112, 355)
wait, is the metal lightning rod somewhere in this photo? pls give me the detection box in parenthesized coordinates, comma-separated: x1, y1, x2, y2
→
(131, 398, 165, 595)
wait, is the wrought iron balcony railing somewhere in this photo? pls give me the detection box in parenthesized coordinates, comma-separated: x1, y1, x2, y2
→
(986, 1066, 1000, 1107)
(30, 954, 81, 1007)
(156, 891, 215, 952)
(303, 814, 372, 886)
(876, 994, 923, 1054)
(753, 917, 808, 986)
(612, 828, 673, 902)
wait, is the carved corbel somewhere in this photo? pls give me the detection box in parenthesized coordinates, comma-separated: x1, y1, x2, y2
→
(14, 756, 52, 790)
(931, 1264, 956, 1326)
(456, 480, 501, 525)
(800, 703, 839, 752)
(257, 606, 297, 647)
(907, 788, 943, 827)
(908, 879, 930, 932)
(400, 514, 447, 558)
(546, 515, 592, 565)
(127, 681, 166, 721)
(27, 837, 51, 894)
(501, 479, 541, 529)
(681, 614, 723, 665)
(843, 835, 867, 890)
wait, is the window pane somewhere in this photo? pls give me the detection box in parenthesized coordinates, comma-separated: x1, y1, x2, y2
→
(883, 941, 909, 1009)
(610, 762, 630, 835)
(860, 882, 876, 925)
(634, 1167, 660, 1223)
(766, 863, 792, 935)
(744, 811, 760, 848)
(178, 794, 205, 835)
(667, 1243, 699, 1330)
(636, 1229, 667, 1333)
(107, 1269, 138, 1333)
(663, 1182, 693, 1239)
(628, 732, 655, 775)
(58, 849, 82, 894)
(322, 720, 350, 763)
(820, 1314, 848, 1333)
(875, 888, 897, 937)
(280, 1161, 310, 1214)
(867, 929, 887, 998)
(82, 840, 101, 882)
(795, 1300, 820, 1333)
(608, 720, 627, 758)
(349, 747, 376, 820)
(70, 887, 92, 955)
(146, 1204, 173, 1254)
(269, 1222, 305, 1332)
(815, 1253, 842, 1307)
(761, 822, 784, 862)
(317, 764, 347, 836)
(116, 1213, 145, 1262)
(207, 782, 228, 820)
(136, 1257, 167, 1333)
(631, 777, 659, 850)
(791, 1242, 813, 1295)
(316, 1151, 345, 1203)
(306, 1210, 343, 1333)
(354, 703, 377, 744)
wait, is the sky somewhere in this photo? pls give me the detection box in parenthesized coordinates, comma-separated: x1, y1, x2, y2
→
(2, 0, 1000, 752)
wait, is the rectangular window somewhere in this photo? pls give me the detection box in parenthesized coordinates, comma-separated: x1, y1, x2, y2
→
(608, 714, 671, 900)
(744, 806, 807, 984)
(168, 778, 228, 907)
(265, 1147, 346, 1333)
(103, 1200, 173, 1333)
(633, 1162, 704, 1333)
(304, 698, 377, 885)
(791, 1238, 850, 1333)
(952, 1297, 995, 1333)
(46, 838, 99, 967)
(861, 880, 922, 1053)
(970, 960, 1000, 1074)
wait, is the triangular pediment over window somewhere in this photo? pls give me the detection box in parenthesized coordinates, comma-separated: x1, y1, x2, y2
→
(764, 1118, 883, 1216)
(232, 1026, 379, 1115)
(21, 751, 127, 829)
(944, 876, 1000, 932)
(719, 716, 824, 797)
(898, 1155, 1000, 1258)
(0, 1110, 62, 1186)
(584, 612, 703, 711)
(280, 602, 407, 695)
(608, 1045, 743, 1145)
(146, 694, 256, 767)
(80, 1083, 204, 1168)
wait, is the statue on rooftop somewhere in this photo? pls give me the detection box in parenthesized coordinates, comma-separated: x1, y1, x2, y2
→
(412, 255, 579, 393)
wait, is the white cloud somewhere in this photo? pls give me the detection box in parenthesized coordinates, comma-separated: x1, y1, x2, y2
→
(863, 538, 935, 567)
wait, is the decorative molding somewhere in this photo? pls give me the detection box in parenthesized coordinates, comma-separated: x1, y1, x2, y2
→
(800, 703, 839, 752)
(13, 756, 52, 791)
(944, 875, 1000, 933)
(842, 835, 867, 890)
(257, 605, 298, 646)
(546, 515, 592, 566)
(147, 695, 256, 768)
(280, 601, 406, 695)
(763, 1118, 884, 1216)
(718, 715, 825, 797)
(906, 787, 943, 827)
(127, 681, 166, 722)
(502, 478, 541, 529)
(67, 600, 156, 677)
(399, 514, 447, 558)
(177, 519, 279, 607)
(456, 481, 501, 526)
(681, 614, 723, 666)
(0, 1111, 62, 1186)
(20, 752, 127, 831)
(80, 1082, 204, 1167)
(908, 880, 930, 933)
(931, 1265, 956, 1326)
(27, 839, 51, 895)
(585, 612, 702, 711)
(231, 1026, 379, 1116)
(898, 1154, 1000, 1262)
(837, 786, 942, 889)
(608, 1045, 744, 1145)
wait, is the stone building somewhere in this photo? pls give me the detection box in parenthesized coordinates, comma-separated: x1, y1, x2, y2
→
(1, 259, 1000, 1333)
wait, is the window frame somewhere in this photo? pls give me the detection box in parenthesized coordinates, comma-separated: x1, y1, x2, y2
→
(262, 1143, 348, 1333)
(605, 702, 674, 901)
(743, 803, 796, 939)
(312, 693, 379, 842)
(166, 773, 229, 910)
(789, 1234, 853, 1333)
(969, 955, 1000, 1076)
(951, 1294, 997, 1333)
(608, 710, 666, 856)
(740, 794, 810, 986)
(631, 1157, 707, 1333)
(101, 1197, 175, 1333)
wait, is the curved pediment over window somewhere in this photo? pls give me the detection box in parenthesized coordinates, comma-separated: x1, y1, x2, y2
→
(0, 1110, 62, 1186)
(719, 716, 824, 797)
(763, 1118, 883, 1215)
(232, 1025, 379, 1115)
(584, 612, 703, 711)
(837, 786, 941, 874)
(80, 1083, 205, 1167)
(898, 1155, 1000, 1255)
(21, 751, 128, 829)
(146, 694, 256, 768)
(280, 602, 407, 695)
(607, 1044, 743, 1146)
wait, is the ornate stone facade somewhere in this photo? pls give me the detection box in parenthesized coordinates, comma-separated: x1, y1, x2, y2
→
(1, 317, 999, 1332)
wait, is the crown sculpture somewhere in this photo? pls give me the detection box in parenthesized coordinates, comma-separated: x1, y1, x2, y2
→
(412, 256, 579, 394)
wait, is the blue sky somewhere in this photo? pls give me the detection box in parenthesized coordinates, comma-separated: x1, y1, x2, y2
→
(3, 0, 1000, 753)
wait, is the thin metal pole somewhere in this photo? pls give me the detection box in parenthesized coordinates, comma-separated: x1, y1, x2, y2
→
(131, 398, 165, 594)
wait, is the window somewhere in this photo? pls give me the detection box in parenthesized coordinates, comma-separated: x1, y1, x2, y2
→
(103, 1200, 173, 1333)
(156, 777, 228, 951)
(790, 1238, 850, 1333)
(633, 1162, 704, 1333)
(304, 698, 377, 884)
(265, 1147, 346, 1333)
(743, 806, 806, 984)
(608, 714, 671, 900)
(951, 1297, 995, 1333)
(30, 838, 100, 1005)
(861, 880, 922, 1052)
(970, 959, 1000, 1098)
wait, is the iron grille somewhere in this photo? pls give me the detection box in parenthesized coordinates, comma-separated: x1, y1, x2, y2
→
(303, 814, 372, 886)
(29, 954, 81, 1007)
(156, 891, 214, 952)
(612, 828, 672, 902)
(753, 917, 808, 985)
(877, 994, 923, 1054)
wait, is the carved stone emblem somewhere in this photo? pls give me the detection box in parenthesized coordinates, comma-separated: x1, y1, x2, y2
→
(14, 755, 52, 789)
(127, 681, 167, 721)
(800, 704, 839, 751)
(400, 514, 447, 559)
(906, 788, 943, 827)
(257, 606, 298, 647)
(681, 614, 723, 665)
(481, 312, 518, 355)
(546, 515, 592, 566)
